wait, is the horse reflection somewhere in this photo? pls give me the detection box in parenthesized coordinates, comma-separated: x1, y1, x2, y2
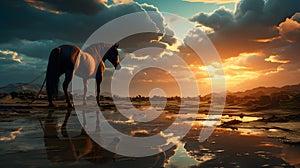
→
(42, 110, 176, 167)
(42, 109, 117, 164)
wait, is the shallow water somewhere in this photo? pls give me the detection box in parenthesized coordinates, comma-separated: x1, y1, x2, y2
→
(0, 101, 299, 167)
(164, 143, 202, 168)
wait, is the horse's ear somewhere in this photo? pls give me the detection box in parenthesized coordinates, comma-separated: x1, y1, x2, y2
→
(114, 43, 119, 48)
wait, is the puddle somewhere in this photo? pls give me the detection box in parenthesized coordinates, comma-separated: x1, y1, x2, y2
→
(190, 114, 262, 127)
(165, 143, 201, 168)
(233, 128, 266, 136)
(221, 115, 262, 122)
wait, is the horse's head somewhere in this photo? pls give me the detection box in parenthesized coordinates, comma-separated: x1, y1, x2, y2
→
(105, 43, 121, 70)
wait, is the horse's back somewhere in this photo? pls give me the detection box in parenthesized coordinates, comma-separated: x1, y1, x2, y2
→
(58, 45, 80, 65)
(49, 44, 101, 79)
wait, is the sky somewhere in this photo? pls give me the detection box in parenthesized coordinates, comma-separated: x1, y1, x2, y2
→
(0, 0, 300, 96)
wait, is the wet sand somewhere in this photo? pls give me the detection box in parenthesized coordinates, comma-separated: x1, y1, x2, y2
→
(0, 99, 299, 167)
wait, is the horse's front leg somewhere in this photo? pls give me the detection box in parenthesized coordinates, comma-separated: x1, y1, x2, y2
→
(48, 93, 54, 107)
(83, 79, 88, 105)
(96, 76, 102, 106)
(63, 71, 74, 108)
(95, 61, 104, 106)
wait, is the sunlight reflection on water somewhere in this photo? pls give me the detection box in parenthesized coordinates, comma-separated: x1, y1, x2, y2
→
(0, 99, 299, 167)
(164, 143, 201, 168)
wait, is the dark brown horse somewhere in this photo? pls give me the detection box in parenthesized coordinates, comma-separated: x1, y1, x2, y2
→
(46, 43, 121, 108)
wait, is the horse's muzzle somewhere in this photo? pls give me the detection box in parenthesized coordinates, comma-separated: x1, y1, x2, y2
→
(115, 64, 121, 70)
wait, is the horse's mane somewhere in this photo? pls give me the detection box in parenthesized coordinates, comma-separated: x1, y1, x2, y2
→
(83, 43, 112, 63)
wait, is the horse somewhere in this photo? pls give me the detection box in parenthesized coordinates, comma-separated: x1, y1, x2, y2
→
(46, 43, 121, 108)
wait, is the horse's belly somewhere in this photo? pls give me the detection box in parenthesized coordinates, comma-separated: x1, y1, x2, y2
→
(74, 61, 96, 78)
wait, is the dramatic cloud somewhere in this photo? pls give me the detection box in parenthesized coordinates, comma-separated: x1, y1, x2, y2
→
(0, 0, 299, 94)
(190, 0, 300, 57)
(113, 0, 133, 4)
(0, 49, 47, 85)
(0, 0, 168, 43)
(183, 0, 236, 4)
(0, 39, 67, 60)
(25, 0, 108, 15)
(191, 7, 234, 31)
(0, 50, 23, 64)
(0, 0, 175, 86)
(0, 0, 172, 55)
(278, 13, 300, 42)
(188, 0, 300, 91)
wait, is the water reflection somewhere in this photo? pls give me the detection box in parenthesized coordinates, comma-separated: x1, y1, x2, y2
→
(181, 126, 293, 168)
(39, 111, 298, 168)
(0, 101, 298, 167)
(0, 127, 22, 141)
(42, 109, 116, 164)
(221, 115, 262, 123)
(41, 109, 175, 167)
(165, 143, 201, 168)
(182, 114, 263, 128)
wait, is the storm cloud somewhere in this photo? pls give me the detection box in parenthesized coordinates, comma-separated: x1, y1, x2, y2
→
(0, 0, 174, 86)
(190, 0, 300, 57)
(0, 0, 167, 44)
(25, 0, 108, 15)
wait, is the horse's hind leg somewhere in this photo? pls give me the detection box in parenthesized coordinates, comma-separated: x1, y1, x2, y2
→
(63, 71, 74, 108)
(96, 76, 102, 106)
(83, 79, 88, 105)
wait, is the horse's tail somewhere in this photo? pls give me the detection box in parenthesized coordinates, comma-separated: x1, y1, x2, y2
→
(46, 48, 61, 97)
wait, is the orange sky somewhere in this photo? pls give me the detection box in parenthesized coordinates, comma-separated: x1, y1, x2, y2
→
(1, 0, 299, 97)
(120, 10, 300, 97)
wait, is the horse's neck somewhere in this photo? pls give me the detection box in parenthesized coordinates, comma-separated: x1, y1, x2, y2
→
(80, 50, 101, 64)
(83, 44, 110, 63)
